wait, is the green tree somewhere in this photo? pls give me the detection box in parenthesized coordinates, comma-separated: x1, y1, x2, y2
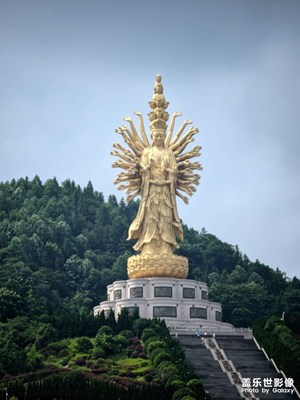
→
(0, 288, 23, 322)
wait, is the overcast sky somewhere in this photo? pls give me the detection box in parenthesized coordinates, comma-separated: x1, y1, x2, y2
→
(1, 0, 299, 279)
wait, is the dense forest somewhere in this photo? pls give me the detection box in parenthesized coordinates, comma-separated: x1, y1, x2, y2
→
(0, 176, 299, 395)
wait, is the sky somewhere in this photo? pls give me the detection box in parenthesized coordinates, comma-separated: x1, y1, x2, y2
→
(0, 0, 299, 279)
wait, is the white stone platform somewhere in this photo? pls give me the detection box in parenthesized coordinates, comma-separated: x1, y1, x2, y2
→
(93, 277, 234, 331)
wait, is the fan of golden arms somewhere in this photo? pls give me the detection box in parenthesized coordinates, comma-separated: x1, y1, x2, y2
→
(111, 75, 202, 279)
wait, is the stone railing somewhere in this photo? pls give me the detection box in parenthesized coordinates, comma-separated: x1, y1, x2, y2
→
(169, 325, 253, 339)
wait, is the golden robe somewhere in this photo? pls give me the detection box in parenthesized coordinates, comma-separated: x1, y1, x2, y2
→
(128, 146, 183, 255)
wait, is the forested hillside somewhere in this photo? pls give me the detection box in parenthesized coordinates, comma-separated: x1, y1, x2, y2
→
(0, 176, 299, 381)
(1, 176, 299, 327)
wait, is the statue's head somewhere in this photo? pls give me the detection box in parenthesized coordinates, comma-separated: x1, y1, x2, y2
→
(151, 128, 166, 147)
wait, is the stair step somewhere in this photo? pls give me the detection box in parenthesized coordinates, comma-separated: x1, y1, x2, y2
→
(178, 335, 298, 400)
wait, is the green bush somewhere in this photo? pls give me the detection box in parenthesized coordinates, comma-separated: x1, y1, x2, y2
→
(160, 365, 179, 383)
(119, 329, 134, 338)
(153, 351, 171, 367)
(48, 340, 69, 355)
(157, 360, 175, 375)
(115, 334, 128, 348)
(96, 325, 113, 336)
(74, 336, 93, 353)
(166, 378, 185, 390)
(147, 340, 166, 354)
(186, 378, 203, 393)
(141, 328, 157, 342)
(149, 347, 166, 362)
(57, 348, 70, 358)
(73, 356, 86, 366)
(172, 387, 195, 400)
(95, 334, 124, 355)
(144, 335, 160, 349)
(91, 346, 106, 359)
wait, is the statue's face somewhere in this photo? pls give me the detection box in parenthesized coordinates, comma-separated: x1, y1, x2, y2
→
(152, 129, 166, 147)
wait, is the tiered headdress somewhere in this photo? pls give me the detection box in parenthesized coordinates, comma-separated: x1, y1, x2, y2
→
(148, 74, 169, 132)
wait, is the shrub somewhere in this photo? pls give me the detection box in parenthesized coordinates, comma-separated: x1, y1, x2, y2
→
(93, 358, 107, 368)
(153, 351, 171, 367)
(157, 360, 175, 375)
(128, 336, 141, 345)
(147, 340, 166, 354)
(186, 378, 203, 394)
(119, 329, 134, 338)
(74, 337, 93, 353)
(57, 348, 70, 358)
(166, 378, 185, 390)
(97, 326, 113, 336)
(48, 340, 69, 355)
(172, 388, 195, 400)
(144, 335, 160, 349)
(91, 347, 106, 359)
(127, 348, 134, 356)
(129, 348, 146, 358)
(141, 328, 157, 342)
(73, 356, 86, 366)
(115, 334, 128, 348)
(149, 347, 167, 362)
(62, 370, 87, 387)
(160, 366, 179, 383)
(85, 360, 96, 369)
(95, 334, 124, 355)
(133, 344, 143, 352)
(144, 373, 153, 382)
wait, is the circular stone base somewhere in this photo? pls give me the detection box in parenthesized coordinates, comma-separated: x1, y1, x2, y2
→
(127, 253, 188, 279)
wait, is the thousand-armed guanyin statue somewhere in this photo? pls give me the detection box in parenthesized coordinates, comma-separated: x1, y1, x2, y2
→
(111, 75, 202, 279)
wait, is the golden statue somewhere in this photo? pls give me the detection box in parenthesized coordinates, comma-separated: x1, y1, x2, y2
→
(112, 75, 202, 279)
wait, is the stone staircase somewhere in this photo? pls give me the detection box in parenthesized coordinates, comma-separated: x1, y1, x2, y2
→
(179, 335, 241, 399)
(178, 335, 299, 400)
(215, 336, 298, 399)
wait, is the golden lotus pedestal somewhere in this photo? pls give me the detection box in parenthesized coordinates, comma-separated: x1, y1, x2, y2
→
(127, 253, 188, 279)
